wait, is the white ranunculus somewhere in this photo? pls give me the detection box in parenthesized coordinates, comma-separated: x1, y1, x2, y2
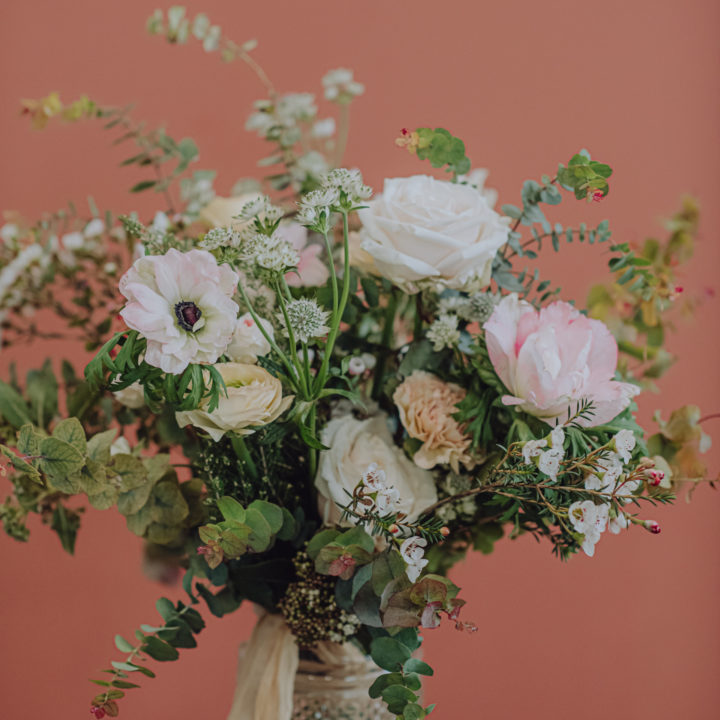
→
(226, 313, 273, 364)
(315, 413, 438, 526)
(199, 193, 263, 230)
(357, 175, 510, 292)
(175, 363, 293, 441)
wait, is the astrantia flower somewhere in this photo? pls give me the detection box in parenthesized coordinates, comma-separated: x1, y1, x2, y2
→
(463, 292, 499, 323)
(198, 227, 241, 251)
(483, 294, 640, 427)
(426, 314, 460, 352)
(119, 248, 239, 374)
(323, 168, 373, 203)
(237, 195, 283, 224)
(278, 298, 330, 344)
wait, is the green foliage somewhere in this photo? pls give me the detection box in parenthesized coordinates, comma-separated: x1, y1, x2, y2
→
(91, 597, 205, 716)
(197, 496, 294, 567)
(413, 127, 471, 178)
(367, 630, 435, 718)
(557, 150, 613, 200)
(85, 331, 227, 413)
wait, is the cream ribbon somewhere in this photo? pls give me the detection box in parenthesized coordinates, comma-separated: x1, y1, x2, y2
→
(226, 613, 299, 720)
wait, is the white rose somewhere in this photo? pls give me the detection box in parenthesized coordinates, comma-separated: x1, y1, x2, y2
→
(226, 313, 273, 364)
(175, 363, 293, 441)
(113, 381, 146, 409)
(315, 414, 437, 526)
(358, 175, 510, 292)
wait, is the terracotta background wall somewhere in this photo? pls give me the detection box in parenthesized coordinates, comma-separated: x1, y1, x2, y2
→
(1, 1, 718, 718)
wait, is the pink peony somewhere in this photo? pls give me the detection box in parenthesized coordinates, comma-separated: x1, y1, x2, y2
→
(281, 222, 329, 288)
(119, 249, 239, 374)
(483, 295, 639, 427)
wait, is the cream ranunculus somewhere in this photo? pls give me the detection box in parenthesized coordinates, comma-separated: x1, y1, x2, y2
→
(315, 413, 438, 525)
(357, 175, 510, 292)
(394, 370, 475, 473)
(199, 193, 263, 230)
(175, 363, 293, 441)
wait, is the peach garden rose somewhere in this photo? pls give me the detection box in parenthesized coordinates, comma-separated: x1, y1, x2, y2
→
(393, 370, 475, 473)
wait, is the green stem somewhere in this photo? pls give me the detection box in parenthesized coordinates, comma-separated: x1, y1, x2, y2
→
(314, 211, 352, 395)
(236, 281, 301, 391)
(371, 291, 399, 401)
(275, 277, 309, 399)
(231, 435, 258, 480)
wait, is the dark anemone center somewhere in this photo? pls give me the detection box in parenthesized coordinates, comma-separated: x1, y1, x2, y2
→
(174, 301, 202, 331)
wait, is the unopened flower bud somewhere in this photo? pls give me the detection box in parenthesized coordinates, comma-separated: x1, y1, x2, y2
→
(643, 520, 661, 534)
(348, 356, 366, 376)
(440, 526, 450, 537)
(645, 469, 665, 487)
(90, 708, 106, 719)
(591, 190, 604, 202)
(388, 523, 400, 535)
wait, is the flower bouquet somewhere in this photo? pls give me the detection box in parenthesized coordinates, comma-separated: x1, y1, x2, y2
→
(1, 7, 715, 720)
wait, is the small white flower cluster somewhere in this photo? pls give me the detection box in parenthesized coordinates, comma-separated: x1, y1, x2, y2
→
(568, 430, 639, 557)
(0, 243, 45, 305)
(521, 426, 566, 480)
(278, 298, 330, 344)
(198, 227, 241, 251)
(584, 430, 640, 501)
(360, 463, 402, 514)
(322, 68, 365, 103)
(290, 151, 330, 188)
(241, 229, 299, 273)
(400, 536, 428, 583)
(426, 314, 460, 351)
(246, 93, 318, 144)
(296, 169, 372, 231)
(180, 170, 216, 216)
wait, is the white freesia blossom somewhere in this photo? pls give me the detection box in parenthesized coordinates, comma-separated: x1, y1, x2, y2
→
(358, 175, 509, 293)
(549, 426, 565, 449)
(175, 363, 293, 441)
(315, 414, 437, 526)
(522, 439, 547, 464)
(612, 429, 636, 463)
(226, 313, 273, 364)
(119, 248, 239, 374)
(568, 500, 609, 557)
(538, 448, 563, 479)
(400, 536, 428, 582)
